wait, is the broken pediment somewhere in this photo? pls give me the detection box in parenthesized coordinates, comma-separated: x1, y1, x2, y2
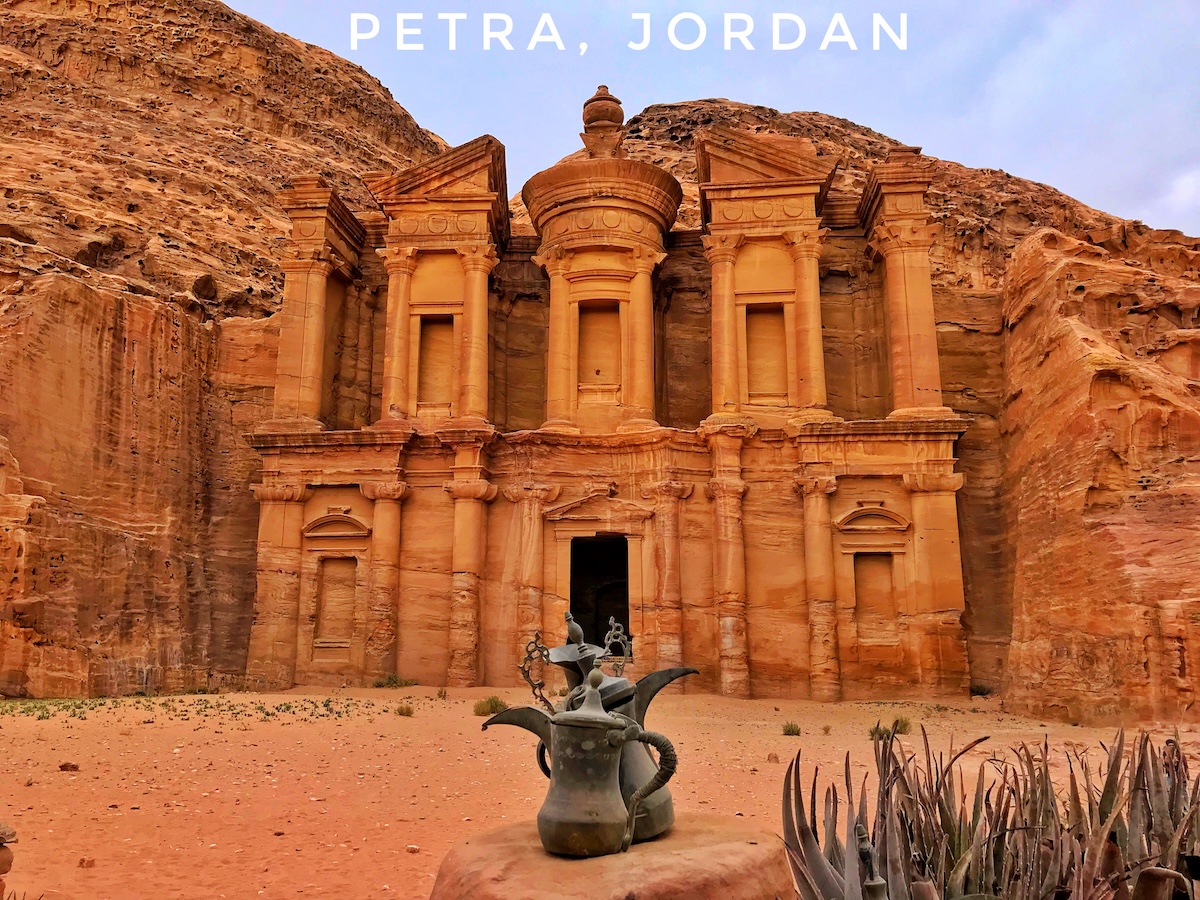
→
(696, 126, 840, 189)
(365, 135, 509, 247)
(544, 490, 654, 525)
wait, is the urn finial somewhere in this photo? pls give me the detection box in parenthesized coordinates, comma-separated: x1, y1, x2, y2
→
(581, 85, 627, 159)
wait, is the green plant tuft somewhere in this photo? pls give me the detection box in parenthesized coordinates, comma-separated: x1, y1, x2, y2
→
(473, 695, 508, 716)
(373, 674, 418, 688)
(782, 721, 801, 737)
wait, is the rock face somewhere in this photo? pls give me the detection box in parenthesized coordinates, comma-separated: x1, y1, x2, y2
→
(0, 0, 442, 694)
(1001, 227, 1200, 722)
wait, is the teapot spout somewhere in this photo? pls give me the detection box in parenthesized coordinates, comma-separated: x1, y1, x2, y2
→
(482, 706, 553, 745)
(633, 667, 698, 726)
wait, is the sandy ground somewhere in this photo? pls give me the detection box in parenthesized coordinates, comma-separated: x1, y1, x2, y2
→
(0, 686, 1194, 900)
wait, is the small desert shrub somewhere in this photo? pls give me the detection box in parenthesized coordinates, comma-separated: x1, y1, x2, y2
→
(969, 683, 993, 697)
(436, 687, 448, 701)
(374, 674, 418, 688)
(868, 718, 912, 741)
(394, 703, 414, 717)
(782, 721, 801, 736)
(821, 724, 831, 735)
(474, 695, 508, 716)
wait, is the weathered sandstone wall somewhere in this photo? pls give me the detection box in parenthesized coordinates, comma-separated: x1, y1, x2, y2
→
(0, 0, 441, 693)
(1002, 228, 1200, 722)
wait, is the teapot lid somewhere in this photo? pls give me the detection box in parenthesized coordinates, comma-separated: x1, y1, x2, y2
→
(553, 664, 621, 729)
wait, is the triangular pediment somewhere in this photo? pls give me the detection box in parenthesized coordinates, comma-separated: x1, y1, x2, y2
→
(544, 492, 653, 523)
(365, 135, 507, 203)
(696, 126, 839, 187)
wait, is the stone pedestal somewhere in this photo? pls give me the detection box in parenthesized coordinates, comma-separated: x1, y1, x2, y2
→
(429, 814, 793, 900)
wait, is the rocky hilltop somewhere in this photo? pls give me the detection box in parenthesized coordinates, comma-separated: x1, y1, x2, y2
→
(2, 1, 1198, 720)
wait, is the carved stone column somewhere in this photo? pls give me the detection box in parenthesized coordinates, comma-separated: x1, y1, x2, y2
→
(375, 244, 418, 424)
(796, 474, 840, 702)
(534, 248, 575, 429)
(626, 245, 666, 426)
(783, 225, 831, 412)
(870, 222, 948, 415)
(701, 234, 744, 417)
(457, 244, 499, 421)
(903, 471, 968, 690)
(444, 452, 498, 685)
(502, 482, 561, 677)
(642, 480, 694, 672)
(703, 421, 755, 697)
(274, 254, 335, 428)
(360, 481, 408, 680)
(246, 482, 312, 688)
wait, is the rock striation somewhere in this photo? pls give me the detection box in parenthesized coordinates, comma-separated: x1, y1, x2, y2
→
(0, 0, 442, 694)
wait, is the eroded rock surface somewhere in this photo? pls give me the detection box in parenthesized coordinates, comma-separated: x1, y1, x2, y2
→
(0, 0, 442, 694)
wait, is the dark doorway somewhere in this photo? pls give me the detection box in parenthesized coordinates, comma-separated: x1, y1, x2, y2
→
(569, 535, 631, 654)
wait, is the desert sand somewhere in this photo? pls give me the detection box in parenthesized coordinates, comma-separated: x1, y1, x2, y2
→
(0, 687, 1191, 900)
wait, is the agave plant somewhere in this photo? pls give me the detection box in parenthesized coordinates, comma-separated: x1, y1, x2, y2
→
(782, 727, 1200, 900)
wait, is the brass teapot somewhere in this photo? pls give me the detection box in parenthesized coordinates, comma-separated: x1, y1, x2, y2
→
(483, 664, 676, 857)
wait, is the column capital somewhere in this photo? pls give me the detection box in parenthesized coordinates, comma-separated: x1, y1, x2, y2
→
(444, 480, 499, 503)
(251, 482, 312, 503)
(705, 478, 747, 502)
(377, 243, 418, 275)
(280, 251, 337, 278)
(701, 233, 744, 266)
(641, 481, 694, 502)
(868, 221, 940, 258)
(794, 476, 837, 497)
(698, 416, 758, 442)
(629, 244, 667, 275)
(903, 472, 964, 493)
(782, 225, 831, 261)
(532, 247, 573, 277)
(360, 481, 409, 502)
(502, 482, 561, 504)
(457, 243, 499, 274)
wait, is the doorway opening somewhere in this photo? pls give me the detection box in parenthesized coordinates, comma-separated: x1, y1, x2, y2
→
(569, 534, 631, 655)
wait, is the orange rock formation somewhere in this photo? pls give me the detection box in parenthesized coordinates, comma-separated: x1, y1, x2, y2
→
(1, 2, 1197, 721)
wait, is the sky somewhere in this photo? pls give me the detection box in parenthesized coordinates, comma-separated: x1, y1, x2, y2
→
(226, 1, 1200, 236)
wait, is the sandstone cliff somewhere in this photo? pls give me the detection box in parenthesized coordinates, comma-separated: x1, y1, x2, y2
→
(0, 0, 443, 694)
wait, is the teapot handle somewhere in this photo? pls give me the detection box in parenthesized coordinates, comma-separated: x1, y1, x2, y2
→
(619, 728, 677, 851)
(535, 740, 551, 778)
